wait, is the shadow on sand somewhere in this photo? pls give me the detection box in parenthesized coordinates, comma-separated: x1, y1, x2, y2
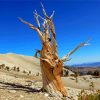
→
(0, 81, 42, 93)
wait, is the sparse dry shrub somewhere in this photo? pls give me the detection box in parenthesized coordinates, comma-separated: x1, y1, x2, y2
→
(70, 74, 76, 77)
(0, 65, 1, 69)
(36, 72, 39, 76)
(78, 89, 100, 100)
(90, 77, 92, 79)
(83, 77, 86, 80)
(17, 67, 20, 72)
(70, 77, 75, 80)
(27, 71, 31, 75)
(62, 69, 69, 77)
(96, 90, 100, 94)
(89, 82, 95, 91)
(74, 72, 79, 83)
(6, 66, 9, 71)
(2, 64, 5, 68)
(23, 70, 27, 74)
(87, 71, 93, 75)
(29, 71, 31, 74)
(0, 64, 5, 69)
(78, 93, 100, 100)
(93, 70, 100, 76)
(13, 66, 16, 71)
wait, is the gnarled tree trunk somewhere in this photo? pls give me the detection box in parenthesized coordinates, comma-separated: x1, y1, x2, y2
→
(40, 41, 67, 97)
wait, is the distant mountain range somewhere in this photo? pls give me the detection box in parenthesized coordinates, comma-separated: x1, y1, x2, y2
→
(72, 62, 100, 67)
(64, 62, 100, 75)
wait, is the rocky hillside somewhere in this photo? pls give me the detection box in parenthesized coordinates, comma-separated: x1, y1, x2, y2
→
(0, 53, 40, 74)
(0, 53, 100, 100)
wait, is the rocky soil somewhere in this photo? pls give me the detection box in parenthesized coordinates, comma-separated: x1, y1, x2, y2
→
(0, 69, 98, 100)
(0, 53, 99, 100)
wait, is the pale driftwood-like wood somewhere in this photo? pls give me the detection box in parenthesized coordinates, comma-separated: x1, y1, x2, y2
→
(61, 37, 91, 62)
(19, 2, 91, 98)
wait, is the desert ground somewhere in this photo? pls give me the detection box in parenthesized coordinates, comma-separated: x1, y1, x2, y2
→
(0, 53, 100, 100)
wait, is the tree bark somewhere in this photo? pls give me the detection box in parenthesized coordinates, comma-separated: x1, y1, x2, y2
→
(40, 42, 67, 97)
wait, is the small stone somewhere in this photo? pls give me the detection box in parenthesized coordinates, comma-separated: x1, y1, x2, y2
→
(9, 90, 16, 93)
(44, 93, 49, 97)
(20, 95, 24, 98)
(36, 87, 42, 90)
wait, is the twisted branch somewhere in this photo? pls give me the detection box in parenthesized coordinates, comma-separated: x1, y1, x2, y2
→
(18, 17, 44, 43)
(61, 37, 92, 62)
(34, 10, 41, 30)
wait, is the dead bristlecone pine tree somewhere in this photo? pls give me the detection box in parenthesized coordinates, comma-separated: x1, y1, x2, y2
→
(19, 1, 91, 98)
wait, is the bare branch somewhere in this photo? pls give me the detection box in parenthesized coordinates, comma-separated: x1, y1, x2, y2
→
(49, 20, 56, 39)
(34, 10, 41, 29)
(18, 17, 36, 30)
(44, 24, 50, 42)
(40, 1, 55, 19)
(33, 11, 46, 21)
(50, 11, 55, 19)
(40, 1, 56, 40)
(66, 58, 72, 61)
(18, 17, 45, 43)
(40, 0, 49, 19)
(61, 37, 92, 62)
(34, 49, 40, 58)
(51, 37, 58, 55)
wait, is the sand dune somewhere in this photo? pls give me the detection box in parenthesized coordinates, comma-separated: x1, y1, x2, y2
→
(0, 53, 40, 74)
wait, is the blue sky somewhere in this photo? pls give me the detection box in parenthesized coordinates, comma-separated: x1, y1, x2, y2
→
(0, 0, 100, 64)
